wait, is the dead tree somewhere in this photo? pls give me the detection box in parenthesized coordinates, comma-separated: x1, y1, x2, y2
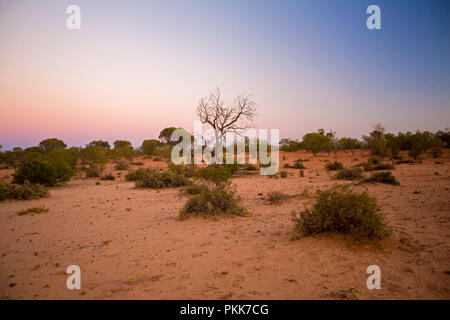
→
(197, 88, 257, 144)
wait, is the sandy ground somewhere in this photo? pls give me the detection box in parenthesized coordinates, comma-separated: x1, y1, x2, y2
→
(0, 150, 449, 300)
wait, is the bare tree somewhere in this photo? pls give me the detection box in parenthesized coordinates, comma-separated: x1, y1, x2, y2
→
(197, 88, 257, 141)
(372, 123, 386, 134)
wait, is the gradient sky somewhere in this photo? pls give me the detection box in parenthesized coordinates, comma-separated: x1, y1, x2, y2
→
(0, 0, 449, 150)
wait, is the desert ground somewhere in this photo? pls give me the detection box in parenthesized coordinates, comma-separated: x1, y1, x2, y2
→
(0, 150, 449, 300)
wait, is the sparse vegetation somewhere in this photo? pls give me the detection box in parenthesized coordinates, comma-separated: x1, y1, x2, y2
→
(101, 173, 115, 181)
(84, 165, 102, 178)
(335, 167, 363, 180)
(17, 206, 49, 216)
(195, 166, 232, 184)
(325, 161, 343, 171)
(280, 171, 288, 178)
(179, 183, 247, 220)
(125, 168, 148, 181)
(134, 168, 190, 189)
(13, 159, 72, 186)
(0, 180, 49, 201)
(359, 157, 394, 171)
(291, 185, 391, 242)
(180, 165, 248, 220)
(366, 171, 400, 185)
(114, 161, 129, 170)
(267, 191, 288, 204)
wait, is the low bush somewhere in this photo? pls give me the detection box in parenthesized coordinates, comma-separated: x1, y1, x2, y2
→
(84, 165, 102, 178)
(325, 161, 343, 171)
(135, 168, 190, 189)
(335, 167, 363, 180)
(280, 171, 288, 178)
(179, 183, 247, 220)
(12, 155, 74, 186)
(367, 171, 399, 185)
(291, 185, 391, 242)
(184, 183, 208, 195)
(195, 166, 231, 185)
(17, 206, 49, 216)
(362, 162, 394, 171)
(293, 162, 306, 169)
(246, 164, 257, 171)
(430, 146, 443, 158)
(224, 163, 240, 175)
(125, 168, 148, 181)
(101, 173, 115, 181)
(114, 161, 129, 170)
(368, 156, 382, 165)
(0, 180, 49, 201)
(13, 160, 57, 186)
(0, 179, 7, 201)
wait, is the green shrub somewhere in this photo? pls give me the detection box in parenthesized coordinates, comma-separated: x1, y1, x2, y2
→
(184, 183, 209, 195)
(292, 161, 306, 169)
(335, 167, 363, 180)
(291, 185, 391, 242)
(195, 166, 231, 185)
(141, 139, 159, 157)
(430, 146, 443, 158)
(302, 130, 334, 155)
(280, 171, 288, 178)
(300, 170, 304, 177)
(362, 129, 389, 158)
(408, 145, 423, 160)
(114, 161, 129, 170)
(84, 165, 102, 178)
(368, 156, 382, 165)
(0, 180, 7, 201)
(367, 171, 399, 185)
(101, 173, 115, 181)
(362, 162, 394, 171)
(125, 168, 148, 181)
(2, 181, 49, 201)
(135, 168, 190, 188)
(325, 161, 343, 171)
(179, 183, 247, 220)
(13, 160, 57, 186)
(246, 164, 257, 171)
